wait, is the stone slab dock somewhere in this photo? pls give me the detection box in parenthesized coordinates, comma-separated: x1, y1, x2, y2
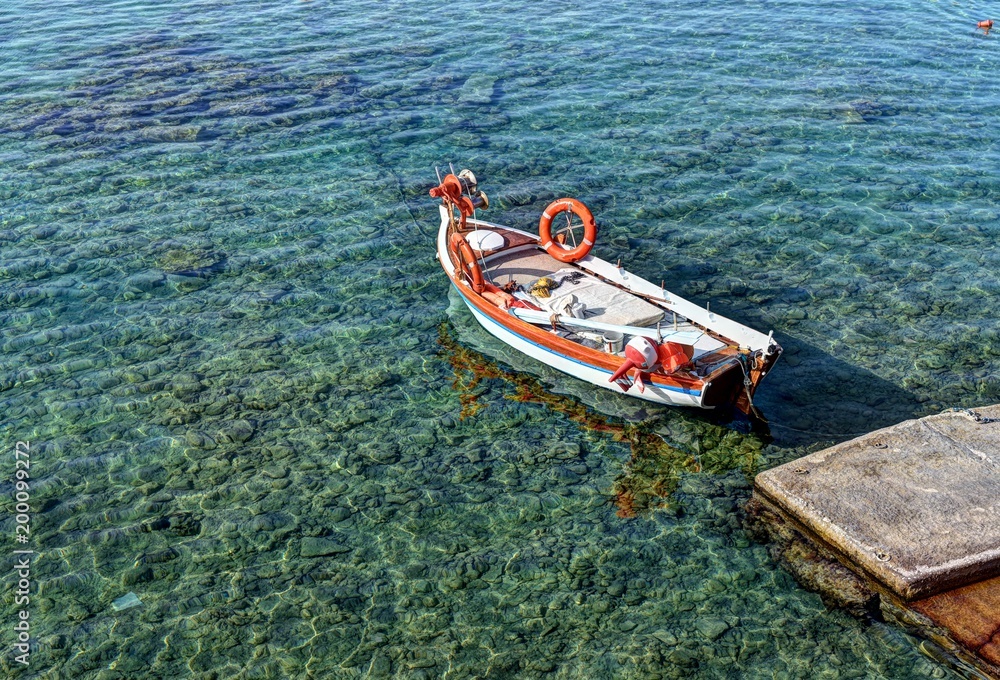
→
(750, 405, 1000, 679)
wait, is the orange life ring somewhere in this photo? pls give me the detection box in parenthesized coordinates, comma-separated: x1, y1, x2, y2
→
(538, 198, 597, 263)
(449, 232, 485, 294)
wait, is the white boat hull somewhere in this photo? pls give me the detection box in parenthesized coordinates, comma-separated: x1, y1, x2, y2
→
(453, 284, 706, 408)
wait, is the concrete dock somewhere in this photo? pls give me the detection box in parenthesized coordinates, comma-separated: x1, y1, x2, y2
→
(750, 405, 1000, 679)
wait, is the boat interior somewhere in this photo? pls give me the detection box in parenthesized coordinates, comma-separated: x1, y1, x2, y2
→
(475, 238, 732, 367)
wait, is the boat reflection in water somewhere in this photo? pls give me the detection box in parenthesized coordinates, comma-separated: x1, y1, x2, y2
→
(438, 323, 767, 519)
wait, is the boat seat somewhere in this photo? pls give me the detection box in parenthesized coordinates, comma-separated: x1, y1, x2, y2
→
(485, 249, 563, 287)
(532, 268, 666, 328)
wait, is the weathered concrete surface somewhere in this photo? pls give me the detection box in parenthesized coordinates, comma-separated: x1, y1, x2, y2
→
(751, 405, 1000, 679)
(755, 406, 1000, 601)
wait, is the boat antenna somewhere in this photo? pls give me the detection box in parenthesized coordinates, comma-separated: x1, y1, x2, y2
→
(435, 166, 442, 184)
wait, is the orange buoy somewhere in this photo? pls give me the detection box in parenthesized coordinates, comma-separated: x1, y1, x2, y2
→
(978, 19, 993, 31)
(538, 198, 597, 263)
(481, 289, 515, 309)
(657, 341, 693, 373)
(449, 232, 485, 294)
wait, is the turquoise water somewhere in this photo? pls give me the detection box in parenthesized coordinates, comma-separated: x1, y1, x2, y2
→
(2, 0, 998, 676)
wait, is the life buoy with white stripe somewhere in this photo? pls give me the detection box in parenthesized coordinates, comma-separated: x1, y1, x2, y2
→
(449, 232, 485, 294)
(538, 198, 597, 263)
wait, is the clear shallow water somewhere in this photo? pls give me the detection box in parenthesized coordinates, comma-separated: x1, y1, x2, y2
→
(1, 0, 998, 677)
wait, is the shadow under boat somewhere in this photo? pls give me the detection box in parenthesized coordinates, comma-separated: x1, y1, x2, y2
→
(751, 332, 928, 447)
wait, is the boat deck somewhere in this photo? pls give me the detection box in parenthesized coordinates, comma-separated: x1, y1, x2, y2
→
(484, 248, 562, 287)
(479, 245, 729, 362)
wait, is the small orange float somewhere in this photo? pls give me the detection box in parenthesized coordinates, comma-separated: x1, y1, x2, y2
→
(658, 341, 694, 373)
(481, 288, 515, 309)
(538, 198, 597, 263)
(978, 19, 993, 33)
(449, 232, 485, 294)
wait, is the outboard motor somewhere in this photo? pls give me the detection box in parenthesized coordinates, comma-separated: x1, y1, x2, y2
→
(610, 336, 692, 393)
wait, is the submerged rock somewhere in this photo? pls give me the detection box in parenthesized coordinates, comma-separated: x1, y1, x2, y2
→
(695, 618, 730, 641)
(300, 537, 351, 558)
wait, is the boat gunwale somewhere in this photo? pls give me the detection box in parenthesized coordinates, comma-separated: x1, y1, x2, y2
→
(452, 281, 707, 399)
(465, 217, 771, 354)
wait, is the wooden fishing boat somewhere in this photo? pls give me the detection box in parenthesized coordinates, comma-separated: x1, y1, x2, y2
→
(431, 169, 782, 414)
